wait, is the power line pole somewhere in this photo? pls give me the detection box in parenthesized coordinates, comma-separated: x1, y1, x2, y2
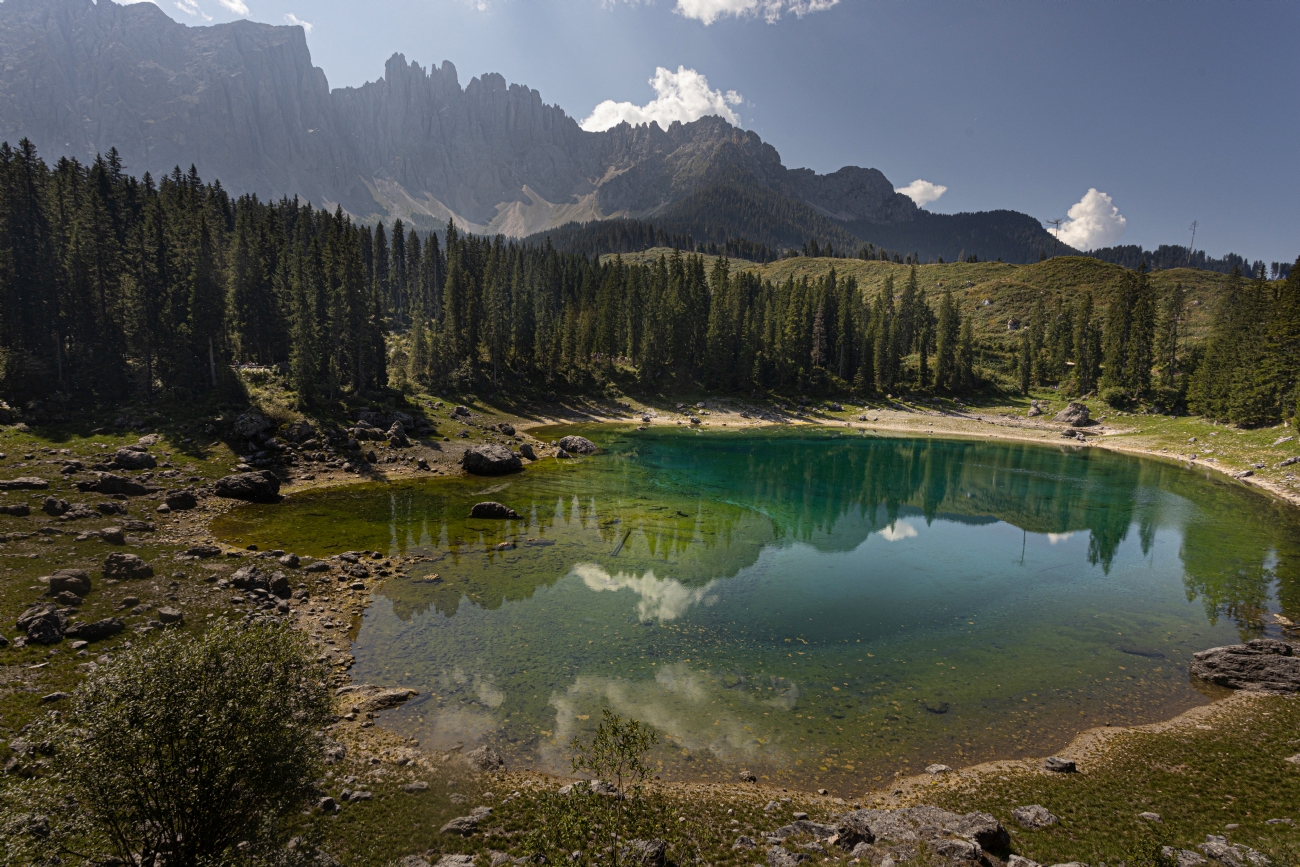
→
(1044, 218, 1064, 258)
(1185, 220, 1198, 267)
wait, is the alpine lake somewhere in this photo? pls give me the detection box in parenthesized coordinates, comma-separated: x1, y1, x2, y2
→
(211, 426, 1300, 794)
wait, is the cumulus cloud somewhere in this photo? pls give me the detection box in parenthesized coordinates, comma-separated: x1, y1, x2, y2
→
(284, 13, 313, 32)
(1049, 189, 1127, 251)
(673, 0, 839, 25)
(877, 520, 918, 542)
(173, 0, 212, 20)
(581, 66, 742, 132)
(895, 179, 947, 207)
(217, 0, 248, 13)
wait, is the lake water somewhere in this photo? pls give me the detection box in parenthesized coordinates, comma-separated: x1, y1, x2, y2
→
(213, 427, 1300, 792)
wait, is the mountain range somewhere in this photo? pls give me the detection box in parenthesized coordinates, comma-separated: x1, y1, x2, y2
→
(0, 0, 1068, 261)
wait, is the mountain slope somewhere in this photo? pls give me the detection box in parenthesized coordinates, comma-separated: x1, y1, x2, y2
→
(0, 0, 1060, 261)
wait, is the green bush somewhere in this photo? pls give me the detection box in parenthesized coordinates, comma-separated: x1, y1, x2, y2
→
(1, 622, 331, 867)
(1101, 386, 1132, 409)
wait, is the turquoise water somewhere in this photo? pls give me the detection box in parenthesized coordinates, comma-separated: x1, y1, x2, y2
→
(214, 428, 1300, 792)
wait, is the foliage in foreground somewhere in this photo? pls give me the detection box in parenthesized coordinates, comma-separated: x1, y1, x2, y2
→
(0, 622, 332, 867)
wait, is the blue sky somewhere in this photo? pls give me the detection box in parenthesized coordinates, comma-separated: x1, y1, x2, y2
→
(152, 0, 1297, 263)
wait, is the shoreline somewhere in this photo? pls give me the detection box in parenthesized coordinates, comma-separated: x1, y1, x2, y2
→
(192, 399, 1298, 807)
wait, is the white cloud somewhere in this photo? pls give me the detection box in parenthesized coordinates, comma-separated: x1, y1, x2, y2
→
(173, 0, 212, 20)
(1047, 532, 1074, 545)
(877, 520, 918, 542)
(581, 66, 743, 132)
(895, 179, 947, 207)
(575, 564, 720, 622)
(673, 0, 839, 25)
(284, 12, 313, 32)
(217, 0, 248, 13)
(1049, 188, 1127, 251)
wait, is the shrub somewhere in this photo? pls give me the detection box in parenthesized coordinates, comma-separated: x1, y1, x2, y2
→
(0, 622, 331, 867)
(1101, 386, 1131, 409)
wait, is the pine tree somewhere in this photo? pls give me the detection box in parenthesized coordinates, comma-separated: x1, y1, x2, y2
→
(935, 286, 959, 391)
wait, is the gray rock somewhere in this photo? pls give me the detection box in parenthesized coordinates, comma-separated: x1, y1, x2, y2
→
(158, 607, 183, 625)
(0, 476, 48, 490)
(498, 423, 516, 436)
(41, 497, 69, 516)
(1200, 836, 1271, 867)
(398, 858, 431, 867)
(1139, 811, 1162, 822)
(460, 444, 522, 476)
(766, 847, 809, 867)
(557, 435, 597, 455)
(1008, 857, 1042, 867)
(834, 806, 1006, 851)
(519, 443, 537, 461)
(440, 807, 491, 836)
(165, 490, 198, 510)
(285, 420, 317, 443)
(1044, 756, 1077, 773)
(388, 422, 410, 447)
(738, 769, 757, 782)
(233, 411, 273, 440)
(932, 839, 982, 861)
(214, 471, 281, 503)
(403, 781, 429, 793)
(1012, 804, 1058, 830)
(770, 820, 837, 841)
(1191, 639, 1300, 693)
(46, 569, 91, 597)
(733, 836, 757, 850)
(623, 839, 666, 867)
(187, 545, 222, 558)
(469, 502, 520, 519)
(64, 617, 124, 642)
(354, 687, 418, 714)
(925, 763, 953, 774)
(114, 448, 156, 470)
(0, 502, 29, 516)
(317, 797, 338, 813)
(103, 552, 153, 579)
(17, 604, 66, 644)
(87, 473, 152, 496)
(1162, 848, 1208, 867)
(555, 448, 572, 459)
(99, 526, 125, 545)
(435, 857, 475, 867)
(1053, 402, 1091, 427)
(466, 744, 506, 772)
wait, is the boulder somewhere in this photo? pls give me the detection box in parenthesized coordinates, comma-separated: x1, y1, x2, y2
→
(834, 806, 1006, 853)
(519, 443, 536, 460)
(17, 604, 66, 644)
(64, 617, 124, 642)
(0, 477, 48, 490)
(88, 473, 152, 496)
(352, 686, 418, 714)
(440, 807, 491, 836)
(435, 857, 475, 867)
(285, 420, 316, 443)
(469, 502, 520, 520)
(387, 422, 410, 447)
(767, 847, 809, 867)
(157, 607, 183, 625)
(41, 497, 69, 516)
(460, 444, 522, 476)
(739, 769, 757, 783)
(1044, 756, 1077, 773)
(624, 839, 667, 867)
(558, 435, 597, 454)
(1011, 804, 1058, 830)
(1200, 835, 1271, 867)
(214, 471, 281, 503)
(556, 448, 572, 459)
(1053, 402, 1091, 427)
(933, 839, 982, 861)
(99, 526, 125, 545)
(46, 569, 91, 597)
(231, 565, 269, 590)
(233, 411, 273, 440)
(103, 552, 153, 580)
(0, 502, 29, 516)
(268, 572, 291, 598)
(114, 448, 156, 470)
(466, 745, 506, 772)
(1191, 639, 1300, 693)
(187, 545, 222, 558)
(498, 422, 516, 436)
(165, 490, 198, 511)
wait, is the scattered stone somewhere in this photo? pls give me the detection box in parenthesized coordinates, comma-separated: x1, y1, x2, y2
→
(41, 497, 69, 516)
(165, 490, 198, 511)
(932, 838, 982, 861)
(46, 569, 91, 597)
(64, 617, 125, 642)
(519, 443, 537, 461)
(403, 781, 430, 793)
(157, 607, 183, 625)
(1139, 811, 1162, 822)
(925, 763, 953, 775)
(557, 435, 597, 455)
(99, 526, 125, 545)
(0, 502, 29, 516)
(738, 769, 757, 783)
(338, 685, 419, 714)
(1053, 402, 1091, 427)
(469, 502, 520, 519)
(460, 444, 522, 476)
(188, 545, 222, 558)
(1162, 847, 1208, 867)
(466, 744, 506, 772)
(233, 411, 273, 440)
(835, 806, 1007, 852)
(556, 448, 571, 459)
(1191, 639, 1300, 693)
(98, 501, 127, 515)
(103, 552, 153, 579)
(114, 448, 157, 470)
(317, 797, 338, 814)
(733, 836, 757, 850)
(0, 477, 48, 490)
(435, 857, 475, 867)
(214, 471, 281, 503)
(1008, 857, 1042, 867)
(766, 847, 809, 867)
(623, 839, 666, 867)
(440, 807, 492, 836)
(1012, 805, 1058, 829)
(1044, 756, 1077, 773)
(41, 692, 68, 703)
(86, 473, 152, 496)
(498, 423, 516, 436)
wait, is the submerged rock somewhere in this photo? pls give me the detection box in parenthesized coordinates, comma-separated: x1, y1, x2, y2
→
(1191, 639, 1300, 693)
(469, 502, 520, 519)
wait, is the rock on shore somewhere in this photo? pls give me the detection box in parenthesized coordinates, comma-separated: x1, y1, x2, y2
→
(1191, 639, 1300, 693)
(460, 444, 522, 476)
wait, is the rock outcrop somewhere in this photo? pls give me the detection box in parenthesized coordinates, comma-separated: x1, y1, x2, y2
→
(460, 445, 522, 476)
(214, 471, 281, 503)
(1191, 639, 1300, 693)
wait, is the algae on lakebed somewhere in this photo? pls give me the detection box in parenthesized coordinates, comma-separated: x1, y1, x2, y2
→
(212, 426, 1300, 792)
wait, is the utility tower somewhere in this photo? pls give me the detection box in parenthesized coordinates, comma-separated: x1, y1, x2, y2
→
(1044, 218, 1064, 258)
(1186, 221, 1198, 267)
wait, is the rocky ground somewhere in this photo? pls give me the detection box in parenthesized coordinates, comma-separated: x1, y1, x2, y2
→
(1, 387, 1299, 866)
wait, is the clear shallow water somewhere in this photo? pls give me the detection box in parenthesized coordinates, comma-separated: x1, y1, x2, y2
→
(213, 428, 1300, 792)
